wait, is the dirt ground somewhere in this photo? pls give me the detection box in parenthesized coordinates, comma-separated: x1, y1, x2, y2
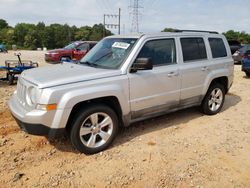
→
(0, 51, 250, 188)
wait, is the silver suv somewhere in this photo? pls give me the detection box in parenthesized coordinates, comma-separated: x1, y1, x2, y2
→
(9, 31, 234, 154)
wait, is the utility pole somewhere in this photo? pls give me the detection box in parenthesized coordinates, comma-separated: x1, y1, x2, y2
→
(103, 14, 106, 38)
(118, 8, 121, 35)
(129, 0, 143, 33)
(103, 8, 121, 37)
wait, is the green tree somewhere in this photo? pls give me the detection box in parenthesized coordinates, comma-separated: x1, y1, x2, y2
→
(223, 30, 250, 44)
(89, 24, 111, 41)
(14, 23, 36, 47)
(0, 19, 8, 30)
(162, 28, 179, 32)
(1, 20, 113, 49)
(0, 28, 15, 48)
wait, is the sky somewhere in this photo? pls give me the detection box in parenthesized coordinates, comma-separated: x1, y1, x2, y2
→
(0, 0, 249, 34)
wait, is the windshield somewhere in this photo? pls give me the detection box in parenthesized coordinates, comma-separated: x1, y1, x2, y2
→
(64, 42, 78, 49)
(80, 38, 138, 69)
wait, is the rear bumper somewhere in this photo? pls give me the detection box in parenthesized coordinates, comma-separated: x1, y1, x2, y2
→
(242, 59, 250, 73)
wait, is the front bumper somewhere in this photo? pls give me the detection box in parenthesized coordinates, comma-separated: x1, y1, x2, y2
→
(45, 54, 60, 63)
(13, 115, 64, 138)
(8, 94, 65, 138)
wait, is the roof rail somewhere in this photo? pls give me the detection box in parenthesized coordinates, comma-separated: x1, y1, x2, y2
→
(175, 30, 219, 34)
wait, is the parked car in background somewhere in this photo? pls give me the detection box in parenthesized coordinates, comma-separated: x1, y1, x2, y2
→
(45, 41, 97, 63)
(228, 40, 241, 55)
(233, 45, 250, 63)
(242, 50, 250, 77)
(0, 44, 8, 53)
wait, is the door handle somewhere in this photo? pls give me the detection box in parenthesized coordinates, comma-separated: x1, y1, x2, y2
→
(167, 72, 179, 77)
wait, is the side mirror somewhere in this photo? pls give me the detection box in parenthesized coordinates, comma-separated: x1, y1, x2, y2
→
(130, 58, 153, 73)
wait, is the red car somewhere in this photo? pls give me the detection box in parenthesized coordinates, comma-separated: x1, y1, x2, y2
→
(45, 41, 97, 63)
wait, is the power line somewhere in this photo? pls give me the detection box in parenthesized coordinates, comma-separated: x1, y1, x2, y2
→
(103, 8, 121, 37)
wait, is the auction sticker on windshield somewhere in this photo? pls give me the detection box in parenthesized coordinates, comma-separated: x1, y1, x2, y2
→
(112, 42, 130, 49)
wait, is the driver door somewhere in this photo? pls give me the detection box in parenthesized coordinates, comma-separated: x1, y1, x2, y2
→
(73, 43, 89, 60)
(128, 38, 181, 119)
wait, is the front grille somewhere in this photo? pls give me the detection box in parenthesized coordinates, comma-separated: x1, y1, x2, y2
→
(16, 78, 27, 106)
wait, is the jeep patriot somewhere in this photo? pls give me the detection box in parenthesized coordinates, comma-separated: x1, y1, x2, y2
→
(9, 31, 234, 154)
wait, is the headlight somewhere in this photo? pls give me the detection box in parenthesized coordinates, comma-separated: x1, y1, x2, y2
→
(48, 52, 59, 56)
(26, 86, 40, 106)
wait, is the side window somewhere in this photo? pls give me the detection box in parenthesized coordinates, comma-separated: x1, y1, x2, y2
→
(137, 39, 176, 66)
(77, 43, 89, 51)
(181, 37, 207, 62)
(209, 38, 227, 58)
(89, 43, 96, 49)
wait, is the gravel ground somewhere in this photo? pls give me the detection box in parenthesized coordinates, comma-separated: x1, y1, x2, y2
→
(0, 51, 250, 188)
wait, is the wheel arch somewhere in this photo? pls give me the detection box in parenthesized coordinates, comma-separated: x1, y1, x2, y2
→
(65, 96, 123, 132)
(209, 76, 229, 93)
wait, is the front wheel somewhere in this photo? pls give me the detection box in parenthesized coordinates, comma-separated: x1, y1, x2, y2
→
(70, 104, 119, 154)
(201, 83, 225, 115)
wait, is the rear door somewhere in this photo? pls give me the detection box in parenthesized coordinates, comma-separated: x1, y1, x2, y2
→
(128, 38, 181, 119)
(179, 37, 210, 106)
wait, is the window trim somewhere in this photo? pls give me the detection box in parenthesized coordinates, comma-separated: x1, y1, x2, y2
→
(135, 38, 177, 67)
(208, 37, 227, 59)
(180, 37, 208, 63)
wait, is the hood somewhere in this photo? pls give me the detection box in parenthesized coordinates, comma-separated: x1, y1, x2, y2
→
(21, 63, 122, 88)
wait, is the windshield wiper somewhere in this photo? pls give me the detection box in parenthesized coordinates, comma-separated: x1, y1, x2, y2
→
(80, 61, 99, 68)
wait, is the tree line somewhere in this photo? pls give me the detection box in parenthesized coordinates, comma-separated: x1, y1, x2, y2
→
(162, 28, 250, 44)
(0, 19, 112, 50)
(1, 18, 250, 50)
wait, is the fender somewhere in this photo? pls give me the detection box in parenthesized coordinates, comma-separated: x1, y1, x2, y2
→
(202, 67, 230, 96)
(51, 83, 130, 129)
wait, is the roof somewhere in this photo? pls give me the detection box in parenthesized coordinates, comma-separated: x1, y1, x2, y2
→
(108, 30, 223, 39)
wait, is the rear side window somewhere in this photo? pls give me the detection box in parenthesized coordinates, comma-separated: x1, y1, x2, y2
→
(209, 38, 227, 58)
(137, 39, 176, 66)
(181, 38, 207, 62)
(77, 43, 89, 51)
(89, 43, 96, 49)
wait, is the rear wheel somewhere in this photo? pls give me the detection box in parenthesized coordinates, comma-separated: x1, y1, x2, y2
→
(201, 83, 225, 115)
(70, 104, 119, 154)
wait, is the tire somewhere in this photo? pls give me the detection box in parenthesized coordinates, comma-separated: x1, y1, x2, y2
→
(70, 104, 119, 154)
(245, 72, 250, 77)
(201, 83, 225, 115)
(8, 74, 14, 85)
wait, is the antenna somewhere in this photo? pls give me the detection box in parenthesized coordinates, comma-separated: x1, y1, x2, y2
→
(129, 0, 143, 33)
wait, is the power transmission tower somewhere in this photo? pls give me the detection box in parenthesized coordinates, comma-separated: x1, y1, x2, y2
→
(129, 0, 143, 33)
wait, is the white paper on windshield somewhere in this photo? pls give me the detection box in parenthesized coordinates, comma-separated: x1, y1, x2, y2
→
(112, 42, 130, 49)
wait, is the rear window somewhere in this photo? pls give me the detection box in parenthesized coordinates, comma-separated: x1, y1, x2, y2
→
(181, 38, 207, 62)
(209, 38, 227, 58)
